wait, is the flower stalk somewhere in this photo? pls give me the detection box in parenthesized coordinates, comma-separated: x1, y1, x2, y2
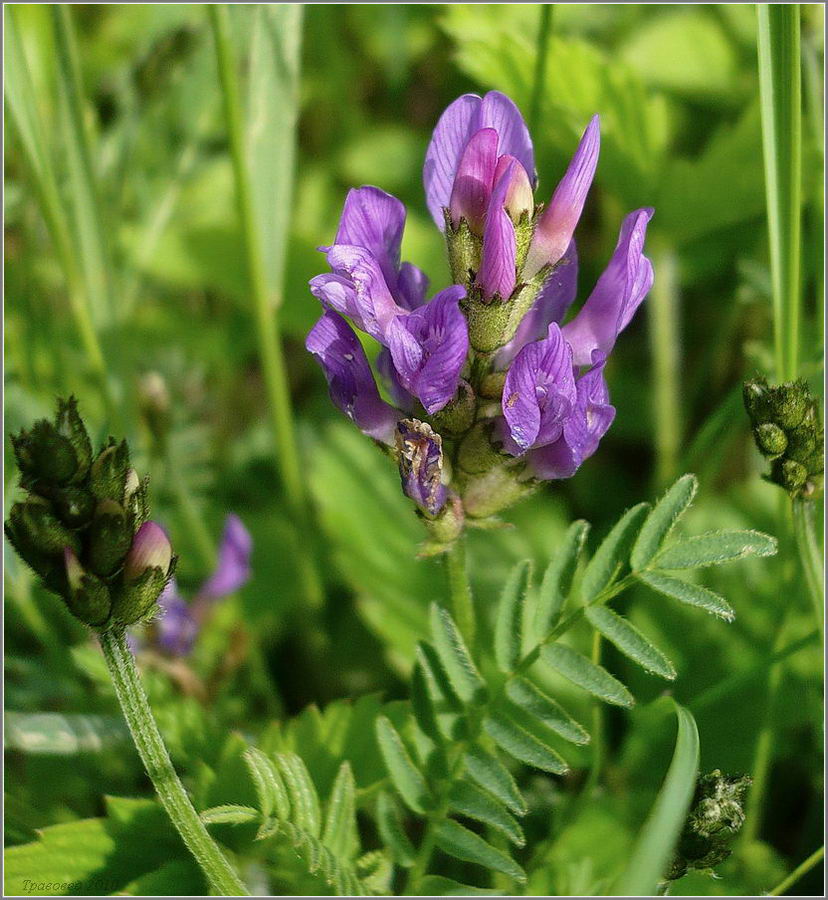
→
(99, 627, 248, 895)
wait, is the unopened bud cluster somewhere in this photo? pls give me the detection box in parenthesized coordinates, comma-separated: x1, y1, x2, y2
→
(666, 770, 751, 882)
(743, 378, 824, 499)
(5, 398, 175, 628)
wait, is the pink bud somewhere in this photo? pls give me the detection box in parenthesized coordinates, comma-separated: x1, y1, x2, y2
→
(124, 521, 172, 580)
(525, 115, 600, 277)
(449, 128, 499, 233)
(493, 155, 534, 222)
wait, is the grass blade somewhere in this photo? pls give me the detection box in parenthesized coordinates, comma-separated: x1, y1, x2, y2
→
(614, 702, 700, 895)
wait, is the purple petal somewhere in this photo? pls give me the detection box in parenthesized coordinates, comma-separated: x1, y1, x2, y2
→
(527, 353, 615, 480)
(306, 311, 399, 443)
(449, 127, 499, 232)
(200, 514, 253, 600)
(562, 208, 654, 366)
(334, 186, 405, 292)
(477, 161, 517, 300)
(496, 241, 579, 367)
(424, 91, 535, 229)
(396, 419, 448, 516)
(502, 322, 577, 452)
(397, 262, 430, 310)
(377, 346, 416, 410)
(323, 245, 406, 342)
(494, 155, 534, 222)
(388, 285, 469, 414)
(525, 115, 600, 276)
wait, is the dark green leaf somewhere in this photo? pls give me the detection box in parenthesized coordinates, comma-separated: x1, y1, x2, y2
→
(375, 716, 430, 814)
(463, 745, 527, 816)
(376, 791, 416, 868)
(505, 677, 590, 745)
(434, 819, 526, 883)
(430, 604, 487, 704)
(484, 712, 569, 774)
(495, 559, 531, 673)
(448, 781, 525, 847)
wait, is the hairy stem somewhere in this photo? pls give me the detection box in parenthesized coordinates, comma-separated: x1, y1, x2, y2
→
(209, 5, 323, 610)
(446, 538, 476, 652)
(99, 628, 248, 895)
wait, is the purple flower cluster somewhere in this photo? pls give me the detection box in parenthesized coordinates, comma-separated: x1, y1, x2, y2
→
(307, 91, 653, 524)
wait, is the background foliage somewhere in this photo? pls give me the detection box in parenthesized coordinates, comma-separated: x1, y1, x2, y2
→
(4, 4, 824, 896)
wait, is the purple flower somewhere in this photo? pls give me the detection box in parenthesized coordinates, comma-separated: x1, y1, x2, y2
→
(200, 513, 253, 600)
(155, 579, 200, 656)
(562, 208, 654, 366)
(424, 91, 535, 229)
(387, 285, 469, 414)
(306, 310, 400, 444)
(477, 159, 519, 300)
(396, 419, 448, 516)
(525, 115, 600, 277)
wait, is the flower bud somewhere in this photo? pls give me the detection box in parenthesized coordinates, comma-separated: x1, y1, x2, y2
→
(771, 380, 810, 430)
(90, 440, 131, 503)
(63, 548, 111, 627)
(123, 521, 173, 581)
(784, 422, 816, 463)
(111, 521, 175, 626)
(396, 420, 448, 517)
(753, 423, 787, 457)
(743, 378, 774, 425)
(7, 498, 81, 557)
(55, 396, 92, 481)
(771, 457, 808, 494)
(461, 463, 537, 519)
(87, 500, 133, 578)
(50, 486, 96, 528)
(11, 420, 79, 485)
(138, 371, 172, 446)
(444, 209, 482, 289)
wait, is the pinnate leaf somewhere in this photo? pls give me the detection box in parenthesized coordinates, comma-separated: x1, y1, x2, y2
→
(654, 529, 777, 569)
(541, 643, 634, 707)
(631, 474, 698, 571)
(375, 716, 430, 814)
(434, 819, 526, 883)
(637, 571, 735, 621)
(586, 607, 677, 680)
(495, 559, 531, 673)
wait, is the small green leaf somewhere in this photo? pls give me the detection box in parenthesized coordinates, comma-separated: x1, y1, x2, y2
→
(581, 503, 651, 600)
(448, 781, 525, 847)
(274, 753, 321, 837)
(631, 474, 698, 570)
(200, 804, 259, 825)
(541, 644, 634, 707)
(484, 712, 569, 775)
(419, 876, 500, 896)
(412, 642, 463, 742)
(463, 745, 527, 816)
(505, 677, 590, 745)
(375, 716, 430, 814)
(495, 559, 532, 673)
(536, 520, 590, 638)
(638, 571, 735, 621)
(243, 747, 290, 822)
(376, 791, 416, 868)
(430, 604, 487, 704)
(410, 657, 441, 742)
(614, 703, 700, 895)
(586, 607, 677, 680)
(434, 819, 526, 883)
(322, 762, 359, 860)
(655, 529, 778, 569)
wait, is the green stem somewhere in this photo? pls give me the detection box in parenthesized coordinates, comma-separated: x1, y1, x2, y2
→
(528, 5, 553, 136)
(446, 538, 476, 651)
(757, 4, 802, 382)
(583, 630, 604, 797)
(403, 821, 438, 895)
(649, 238, 682, 488)
(768, 845, 824, 896)
(99, 629, 247, 895)
(209, 5, 322, 610)
(792, 497, 824, 638)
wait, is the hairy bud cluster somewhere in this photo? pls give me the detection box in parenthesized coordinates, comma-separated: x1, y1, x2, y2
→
(5, 398, 175, 628)
(743, 378, 824, 499)
(666, 770, 751, 882)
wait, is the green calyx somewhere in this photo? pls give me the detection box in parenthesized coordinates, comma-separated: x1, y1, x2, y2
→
(5, 397, 173, 629)
(743, 377, 824, 498)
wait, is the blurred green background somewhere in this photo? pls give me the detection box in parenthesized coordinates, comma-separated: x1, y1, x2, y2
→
(4, 4, 824, 896)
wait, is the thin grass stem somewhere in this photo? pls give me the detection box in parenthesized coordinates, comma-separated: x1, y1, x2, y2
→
(768, 845, 824, 896)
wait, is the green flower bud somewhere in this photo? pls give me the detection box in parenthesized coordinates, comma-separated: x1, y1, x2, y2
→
(63, 548, 111, 627)
(430, 380, 476, 437)
(753, 423, 787, 457)
(54, 396, 92, 482)
(457, 421, 505, 476)
(87, 500, 133, 578)
(479, 371, 507, 400)
(89, 439, 131, 503)
(784, 423, 816, 463)
(50, 486, 96, 528)
(461, 463, 537, 519)
(444, 210, 482, 288)
(4, 509, 66, 594)
(123, 468, 150, 528)
(11, 420, 79, 485)
(7, 498, 81, 558)
(419, 495, 465, 557)
(771, 379, 810, 429)
(111, 521, 174, 626)
(771, 457, 808, 494)
(743, 378, 773, 425)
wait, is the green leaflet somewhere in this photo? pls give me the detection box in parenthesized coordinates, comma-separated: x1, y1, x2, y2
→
(448, 781, 526, 847)
(430, 604, 487, 704)
(581, 503, 650, 601)
(585, 606, 677, 680)
(614, 703, 700, 895)
(412, 641, 464, 742)
(275, 753, 322, 838)
(374, 716, 430, 814)
(535, 520, 590, 639)
(654, 529, 778, 569)
(484, 711, 569, 775)
(638, 571, 735, 621)
(631, 474, 698, 571)
(495, 559, 531, 673)
(200, 805, 259, 825)
(243, 747, 290, 824)
(541, 643, 635, 707)
(434, 819, 526, 883)
(505, 677, 590, 745)
(376, 791, 416, 868)
(463, 745, 527, 816)
(321, 762, 359, 861)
